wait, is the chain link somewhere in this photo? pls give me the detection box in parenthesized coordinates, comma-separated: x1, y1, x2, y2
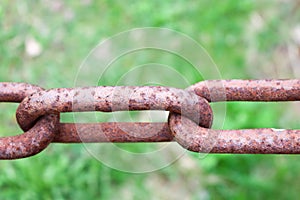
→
(168, 79, 300, 154)
(0, 80, 300, 159)
(16, 86, 212, 131)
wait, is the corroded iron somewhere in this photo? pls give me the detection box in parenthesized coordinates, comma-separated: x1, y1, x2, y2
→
(167, 79, 300, 154)
(1, 79, 300, 159)
(56, 122, 173, 143)
(188, 79, 300, 102)
(0, 83, 58, 159)
(16, 86, 213, 131)
(0, 82, 43, 102)
(168, 114, 300, 154)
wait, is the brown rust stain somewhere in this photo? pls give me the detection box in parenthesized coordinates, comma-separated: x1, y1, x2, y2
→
(0, 83, 58, 159)
(16, 86, 213, 131)
(168, 114, 300, 154)
(55, 122, 173, 143)
(188, 79, 300, 102)
(3, 79, 300, 157)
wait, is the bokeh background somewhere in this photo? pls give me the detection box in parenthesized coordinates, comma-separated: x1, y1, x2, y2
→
(1, 0, 300, 199)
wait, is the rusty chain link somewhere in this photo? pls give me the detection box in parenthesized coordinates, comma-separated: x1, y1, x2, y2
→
(169, 79, 300, 154)
(0, 79, 300, 159)
(16, 86, 212, 131)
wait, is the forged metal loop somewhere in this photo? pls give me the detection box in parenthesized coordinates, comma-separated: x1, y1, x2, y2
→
(168, 114, 300, 154)
(0, 83, 59, 159)
(168, 79, 300, 154)
(16, 86, 213, 132)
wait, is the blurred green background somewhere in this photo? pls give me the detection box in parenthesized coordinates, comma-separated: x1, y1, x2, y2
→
(1, 0, 300, 199)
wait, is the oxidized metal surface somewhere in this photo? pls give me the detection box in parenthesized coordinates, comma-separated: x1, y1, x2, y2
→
(188, 79, 300, 102)
(168, 79, 300, 153)
(169, 114, 300, 154)
(1, 79, 300, 159)
(0, 83, 58, 159)
(56, 122, 173, 143)
(0, 114, 58, 159)
(16, 86, 213, 131)
(0, 82, 43, 102)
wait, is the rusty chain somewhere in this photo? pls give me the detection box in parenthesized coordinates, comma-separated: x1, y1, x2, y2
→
(0, 80, 300, 159)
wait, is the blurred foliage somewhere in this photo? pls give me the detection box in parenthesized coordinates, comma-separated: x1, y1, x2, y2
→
(1, 0, 300, 199)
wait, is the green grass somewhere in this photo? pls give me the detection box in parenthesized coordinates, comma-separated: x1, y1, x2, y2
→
(1, 0, 300, 199)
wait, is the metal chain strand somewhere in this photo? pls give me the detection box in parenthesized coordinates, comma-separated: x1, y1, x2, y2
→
(1, 79, 300, 159)
(53, 79, 300, 145)
(50, 79, 300, 147)
(0, 83, 59, 159)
